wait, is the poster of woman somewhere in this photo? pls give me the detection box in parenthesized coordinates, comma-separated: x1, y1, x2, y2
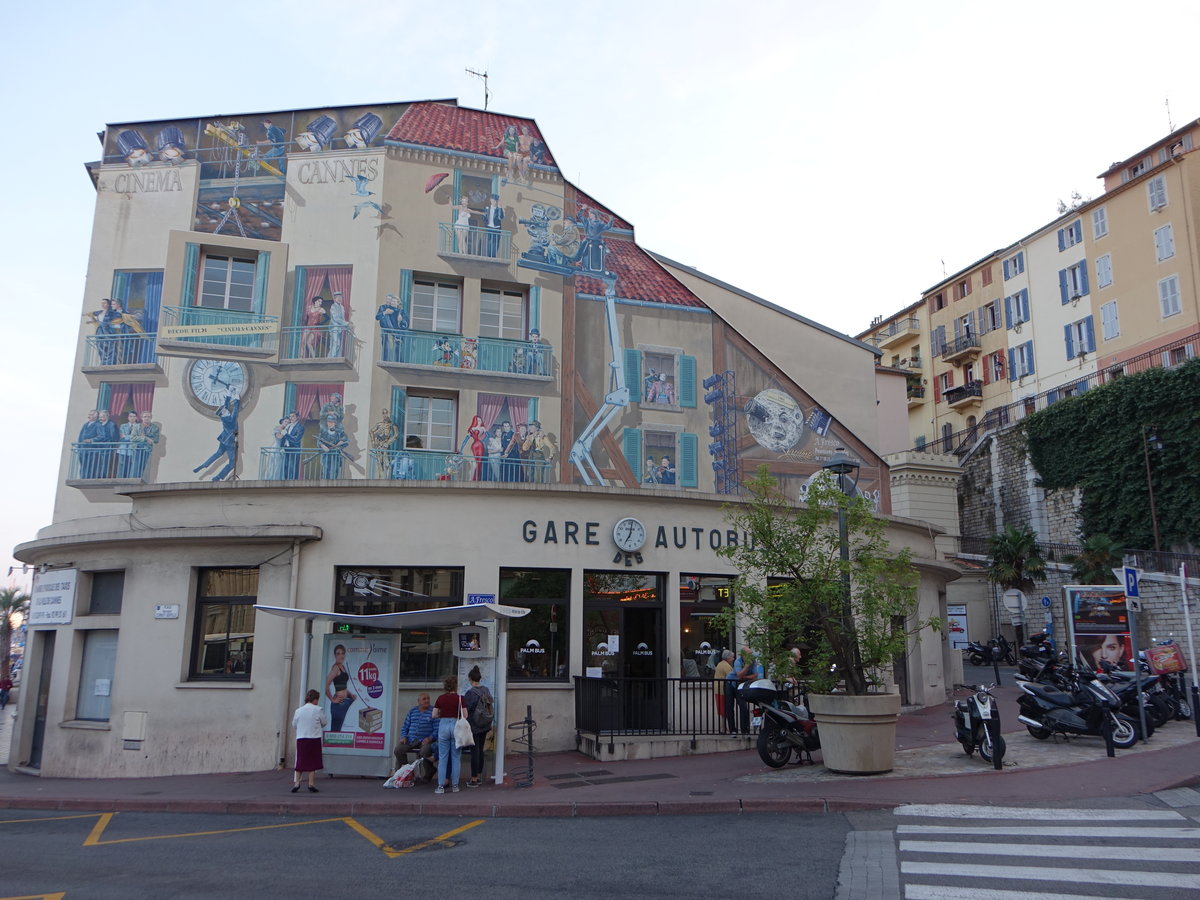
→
(320, 635, 396, 772)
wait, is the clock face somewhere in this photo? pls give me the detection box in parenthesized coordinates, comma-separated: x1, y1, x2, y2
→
(613, 517, 647, 552)
(186, 359, 249, 409)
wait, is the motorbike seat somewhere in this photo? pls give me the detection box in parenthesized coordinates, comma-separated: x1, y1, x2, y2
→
(1022, 682, 1075, 706)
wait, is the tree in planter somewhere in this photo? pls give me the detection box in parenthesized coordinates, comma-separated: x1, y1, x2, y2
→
(1064, 534, 1124, 585)
(714, 467, 932, 695)
(0, 585, 30, 679)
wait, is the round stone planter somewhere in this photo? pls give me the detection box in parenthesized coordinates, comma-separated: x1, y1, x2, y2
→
(808, 691, 901, 775)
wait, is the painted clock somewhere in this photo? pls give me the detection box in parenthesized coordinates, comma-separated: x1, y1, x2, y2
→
(185, 358, 250, 411)
(613, 516, 647, 552)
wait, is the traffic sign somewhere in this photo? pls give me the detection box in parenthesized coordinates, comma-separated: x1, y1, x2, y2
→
(1041, 596, 1052, 608)
(1124, 566, 1140, 598)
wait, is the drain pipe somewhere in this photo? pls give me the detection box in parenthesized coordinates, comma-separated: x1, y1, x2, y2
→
(276, 539, 302, 769)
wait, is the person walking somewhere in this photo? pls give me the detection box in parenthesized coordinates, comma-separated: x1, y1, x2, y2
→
(291, 689, 326, 793)
(0, 673, 13, 710)
(431, 675, 465, 794)
(463, 666, 494, 787)
(713, 649, 734, 733)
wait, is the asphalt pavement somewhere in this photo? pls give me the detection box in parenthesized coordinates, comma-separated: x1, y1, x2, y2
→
(2, 667, 1197, 818)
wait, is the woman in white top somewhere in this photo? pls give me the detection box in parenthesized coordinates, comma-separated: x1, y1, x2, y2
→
(291, 689, 327, 793)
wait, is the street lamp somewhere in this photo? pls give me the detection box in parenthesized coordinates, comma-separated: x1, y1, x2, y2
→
(823, 448, 861, 652)
(1142, 425, 1162, 555)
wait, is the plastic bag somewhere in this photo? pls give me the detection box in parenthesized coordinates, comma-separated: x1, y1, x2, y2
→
(383, 762, 416, 788)
(454, 708, 475, 749)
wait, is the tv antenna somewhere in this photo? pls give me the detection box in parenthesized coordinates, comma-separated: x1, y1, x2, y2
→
(466, 68, 490, 110)
(1166, 97, 1174, 132)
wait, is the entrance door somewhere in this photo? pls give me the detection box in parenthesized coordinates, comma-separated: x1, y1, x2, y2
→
(28, 631, 56, 769)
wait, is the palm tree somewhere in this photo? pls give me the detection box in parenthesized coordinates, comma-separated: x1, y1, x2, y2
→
(0, 586, 31, 679)
(1065, 534, 1125, 585)
(988, 525, 1047, 644)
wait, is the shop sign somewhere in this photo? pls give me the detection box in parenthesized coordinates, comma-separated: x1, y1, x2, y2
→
(29, 569, 78, 626)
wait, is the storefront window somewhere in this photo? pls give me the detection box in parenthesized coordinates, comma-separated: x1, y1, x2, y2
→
(582, 572, 664, 680)
(333, 566, 463, 681)
(190, 567, 258, 679)
(679, 574, 734, 680)
(499, 568, 569, 681)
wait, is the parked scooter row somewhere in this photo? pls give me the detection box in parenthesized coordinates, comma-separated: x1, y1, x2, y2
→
(962, 634, 1017, 667)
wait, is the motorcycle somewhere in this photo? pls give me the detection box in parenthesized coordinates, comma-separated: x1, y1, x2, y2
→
(1015, 668, 1140, 748)
(951, 683, 1006, 764)
(989, 634, 1018, 666)
(962, 639, 992, 668)
(1017, 632, 1059, 681)
(737, 679, 820, 768)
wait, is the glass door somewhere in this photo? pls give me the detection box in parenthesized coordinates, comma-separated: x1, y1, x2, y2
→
(582, 572, 665, 731)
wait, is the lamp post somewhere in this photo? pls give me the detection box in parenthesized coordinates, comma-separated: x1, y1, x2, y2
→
(1142, 425, 1162, 556)
(823, 448, 861, 657)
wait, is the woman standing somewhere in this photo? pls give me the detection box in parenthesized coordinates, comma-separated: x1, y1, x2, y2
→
(431, 675, 465, 794)
(291, 689, 326, 793)
(324, 644, 356, 732)
(464, 666, 494, 787)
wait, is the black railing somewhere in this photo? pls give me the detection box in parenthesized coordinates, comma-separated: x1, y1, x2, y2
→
(944, 380, 983, 405)
(938, 333, 981, 358)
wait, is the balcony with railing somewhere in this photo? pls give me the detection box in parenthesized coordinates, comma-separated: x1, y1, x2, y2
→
(943, 379, 983, 409)
(67, 442, 151, 483)
(378, 329, 552, 378)
(436, 223, 512, 264)
(367, 448, 555, 483)
(938, 333, 981, 364)
(277, 325, 357, 367)
(907, 383, 926, 405)
(83, 333, 159, 369)
(159, 306, 279, 357)
(871, 316, 920, 349)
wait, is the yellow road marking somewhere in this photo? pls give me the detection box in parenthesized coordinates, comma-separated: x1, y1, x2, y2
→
(345, 817, 485, 858)
(0, 893, 66, 900)
(84, 813, 348, 846)
(0, 814, 107, 826)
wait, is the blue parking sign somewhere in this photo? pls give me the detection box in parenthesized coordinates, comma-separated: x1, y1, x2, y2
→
(1123, 567, 1140, 598)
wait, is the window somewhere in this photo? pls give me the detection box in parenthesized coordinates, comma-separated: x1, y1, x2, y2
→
(1004, 289, 1030, 328)
(1101, 300, 1120, 340)
(88, 571, 124, 615)
(1163, 345, 1196, 367)
(1002, 252, 1024, 280)
(411, 278, 461, 333)
(937, 372, 953, 395)
(1159, 275, 1181, 317)
(501, 569, 570, 681)
(1057, 220, 1083, 251)
(956, 279, 971, 300)
(1059, 260, 1090, 303)
(1096, 254, 1113, 288)
(76, 630, 118, 722)
(1148, 175, 1168, 211)
(1092, 206, 1108, 239)
(190, 567, 258, 679)
(956, 312, 974, 340)
(479, 287, 526, 340)
(914, 435, 927, 451)
(1008, 341, 1035, 380)
(962, 362, 976, 384)
(1065, 317, 1096, 358)
(679, 575, 734, 680)
(624, 348, 696, 407)
(981, 301, 1001, 332)
(622, 426, 697, 488)
(941, 422, 953, 453)
(1154, 224, 1175, 261)
(932, 292, 946, 311)
(198, 254, 256, 311)
(987, 350, 1006, 383)
(1128, 157, 1150, 181)
(108, 270, 163, 364)
(405, 393, 456, 451)
(980, 265, 993, 287)
(333, 566, 464, 681)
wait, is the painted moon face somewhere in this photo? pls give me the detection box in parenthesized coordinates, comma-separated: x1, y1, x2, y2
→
(745, 388, 805, 453)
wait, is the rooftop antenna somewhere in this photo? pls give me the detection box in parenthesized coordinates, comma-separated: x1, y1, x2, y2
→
(466, 68, 490, 111)
(1166, 97, 1174, 132)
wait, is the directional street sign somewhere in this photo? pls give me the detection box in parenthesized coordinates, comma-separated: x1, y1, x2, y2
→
(1124, 566, 1140, 598)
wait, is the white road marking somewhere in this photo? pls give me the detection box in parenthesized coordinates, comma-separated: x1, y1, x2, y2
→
(895, 803, 1185, 820)
(899, 839, 1200, 862)
(901, 861, 1200, 889)
(898, 824, 1200, 839)
(905, 887, 1137, 900)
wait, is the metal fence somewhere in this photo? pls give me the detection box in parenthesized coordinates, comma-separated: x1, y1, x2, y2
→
(160, 306, 279, 353)
(84, 333, 158, 367)
(367, 448, 554, 483)
(278, 325, 356, 363)
(436, 223, 512, 262)
(380, 328, 552, 376)
(69, 442, 151, 480)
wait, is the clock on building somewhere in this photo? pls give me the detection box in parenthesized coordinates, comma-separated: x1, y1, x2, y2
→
(185, 358, 250, 411)
(613, 516, 647, 552)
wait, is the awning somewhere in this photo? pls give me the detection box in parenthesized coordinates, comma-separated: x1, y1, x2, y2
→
(254, 602, 530, 629)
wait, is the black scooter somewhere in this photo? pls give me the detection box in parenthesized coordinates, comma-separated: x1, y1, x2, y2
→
(951, 683, 1005, 765)
(737, 679, 820, 768)
(1016, 668, 1139, 748)
(963, 639, 991, 667)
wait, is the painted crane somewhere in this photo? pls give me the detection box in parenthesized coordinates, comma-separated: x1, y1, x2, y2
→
(568, 272, 626, 485)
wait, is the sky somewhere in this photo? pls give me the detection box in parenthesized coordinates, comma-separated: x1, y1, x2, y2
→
(3, 0, 1200, 589)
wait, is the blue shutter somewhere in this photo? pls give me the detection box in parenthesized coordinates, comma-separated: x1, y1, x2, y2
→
(1084, 316, 1096, 352)
(391, 386, 407, 447)
(284, 383, 297, 417)
(452, 170, 462, 202)
(528, 398, 538, 423)
(399, 269, 413, 317)
(528, 285, 541, 334)
(1007, 348, 1017, 381)
(111, 271, 132, 303)
(679, 433, 698, 488)
(622, 428, 642, 476)
(182, 242, 200, 305)
(292, 268, 307, 326)
(1079, 260, 1090, 296)
(1057, 229, 1066, 252)
(624, 349, 643, 402)
(1024, 340, 1035, 374)
(1002, 259, 1011, 280)
(1064, 324, 1075, 360)
(1004, 296, 1013, 329)
(1058, 269, 1069, 304)
(1047, 390, 1059, 405)
(254, 250, 270, 314)
(678, 355, 696, 407)
(97, 383, 112, 412)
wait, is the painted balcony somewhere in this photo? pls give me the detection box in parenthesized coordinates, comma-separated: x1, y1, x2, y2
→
(67, 442, 151, 483)
(258, 447, 351, 481)
(159, 306, 279, 357)
(83, 333, 159, 368)
(378, 329, 552, 377)
(277, 325, 357, 367)
(368, 448, 554, 483)
(436, 223, 512, 264)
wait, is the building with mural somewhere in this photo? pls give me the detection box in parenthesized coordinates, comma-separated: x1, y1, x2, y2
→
(12, 100, 961, 779)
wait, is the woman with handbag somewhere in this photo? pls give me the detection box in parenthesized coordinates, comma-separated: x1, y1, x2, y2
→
(431, 674, 468, 794)
(464, 666, 494, 787)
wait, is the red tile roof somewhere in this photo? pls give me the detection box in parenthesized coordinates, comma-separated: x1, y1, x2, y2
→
(577, 240, 707, 309)
(573, 189, 633, 232)
(385, 102, 556, 168)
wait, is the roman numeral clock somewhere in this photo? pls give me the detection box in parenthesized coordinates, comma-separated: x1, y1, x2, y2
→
(184, 358, 252, 413)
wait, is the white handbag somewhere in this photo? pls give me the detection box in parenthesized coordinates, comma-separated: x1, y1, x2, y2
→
(454, 702, 475, 749)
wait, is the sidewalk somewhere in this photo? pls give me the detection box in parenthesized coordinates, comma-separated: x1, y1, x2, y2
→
(2, 684, 1198, 817)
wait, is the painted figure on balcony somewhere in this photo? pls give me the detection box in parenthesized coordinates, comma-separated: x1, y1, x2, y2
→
(461, 415, 487, 480)
(193, 391, 241, 482)
(657, 455, 677, 485)
(108, 298, 145, 364)
(302, 297, 328, 358)
(481, 194, 504, 257)
(493, 125, 518, 182)
(326, 292, 349, 358)
(117, 411, 143, 478)
(280, 411, 305, 479)
(88, 299, 118, 365)
(486, 426, 503, 482)
(370, 409, 399, 451)
(516, 125, 534, 183)
(525, 328, 549, 376)
(77, 409, 102, 478)
(433, 338, 458, 367)
(133, 411, 160, 479)
(320, 393, 344, 424)
(453, 195, 477, 254)
(318, 414, 349, 480)
(375, 293, 407, 361)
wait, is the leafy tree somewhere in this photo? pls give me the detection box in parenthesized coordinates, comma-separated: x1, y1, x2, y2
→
(1064, 534, 1125, 585)
(715, 467, 933, 695)
(987, 525, 1047, 593)
(0, 586, 30, 679)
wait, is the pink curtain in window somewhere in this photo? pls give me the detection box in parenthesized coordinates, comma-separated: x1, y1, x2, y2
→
(508, 396, 532, 426)
(295, 384, 322, 421)
(304, 268, 330, 307)
(107, 384, 133, 419)
(131, 384, 155, 416)
(477, 393, 507, 432)
(326, 267, 353, 321)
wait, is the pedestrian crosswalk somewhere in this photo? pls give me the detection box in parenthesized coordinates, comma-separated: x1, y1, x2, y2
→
(895, 802, 1200, 900)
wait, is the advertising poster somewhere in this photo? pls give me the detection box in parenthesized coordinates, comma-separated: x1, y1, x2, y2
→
(1065, 585, 1133, 672)
(321, 634, 395, 756)
(946, 604, 969, 649)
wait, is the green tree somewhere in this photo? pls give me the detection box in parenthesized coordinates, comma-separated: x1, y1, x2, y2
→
(1064, 534, 1125, 585)
(0, 586, 31, 679)
(987, 525, 1047, 593)
(715, 467, 933, 695)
